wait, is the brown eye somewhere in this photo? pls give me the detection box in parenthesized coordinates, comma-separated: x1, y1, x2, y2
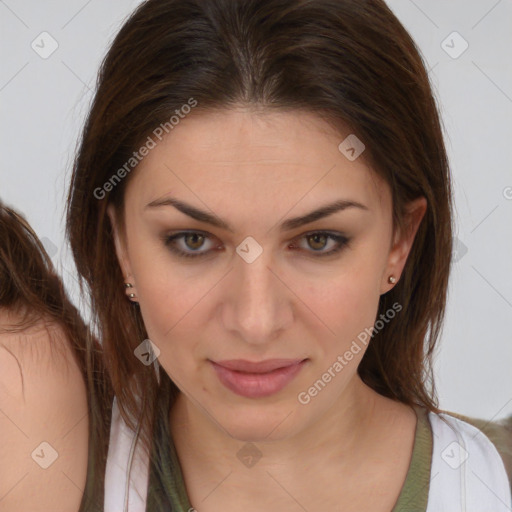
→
(306, 233, 329, 251)
(183, 233, 206, 250)
(164, 231, 216, 259)
(164, 230, 349, 261)
(290, 231, 350, 258)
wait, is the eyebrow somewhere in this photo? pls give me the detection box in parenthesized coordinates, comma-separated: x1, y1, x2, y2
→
(144, 196, 369, 232)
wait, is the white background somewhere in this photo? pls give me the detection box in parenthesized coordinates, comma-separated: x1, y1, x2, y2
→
(1, 0, 511, 421)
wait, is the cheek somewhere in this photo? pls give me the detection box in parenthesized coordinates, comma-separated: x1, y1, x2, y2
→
(127, 248, 176, 341)
(136, 275, 203, 383)
(299, 263, 382, 352)
(130, 253, 214, 374)
(136, 271, 200, 345)
(127, 233, 196, 332)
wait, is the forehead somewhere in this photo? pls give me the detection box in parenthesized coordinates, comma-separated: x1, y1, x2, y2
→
(127, 108, 389, 214)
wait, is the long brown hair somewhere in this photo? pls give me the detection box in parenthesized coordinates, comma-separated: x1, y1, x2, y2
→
(66, 0, 452, 470)
(0, 200, 112, 511)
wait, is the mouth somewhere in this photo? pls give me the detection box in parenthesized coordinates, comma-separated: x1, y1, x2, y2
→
(210, 358, 308, 398)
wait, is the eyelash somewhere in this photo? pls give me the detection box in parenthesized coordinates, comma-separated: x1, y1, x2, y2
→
(162, 231, 351, 260)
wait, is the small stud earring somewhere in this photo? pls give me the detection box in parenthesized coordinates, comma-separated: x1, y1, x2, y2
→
(388, 275, 397, 284)
(124, 282, 138, 303)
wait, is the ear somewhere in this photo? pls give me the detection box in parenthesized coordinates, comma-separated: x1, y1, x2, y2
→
(107, 204, 133, 281)
(381, 196, 427, 294)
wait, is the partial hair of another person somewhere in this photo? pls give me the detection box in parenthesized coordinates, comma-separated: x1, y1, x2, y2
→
(66, 0, 453, 473)
(0, 199, 112, 511)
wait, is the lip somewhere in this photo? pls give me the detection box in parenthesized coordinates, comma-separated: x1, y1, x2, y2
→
(210, 358, 307, 398)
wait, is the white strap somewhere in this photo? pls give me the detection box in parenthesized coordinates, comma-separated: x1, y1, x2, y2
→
(426, 411, 512, 511)
(104, 397, 150, 512)
(104, 404, 512, 511)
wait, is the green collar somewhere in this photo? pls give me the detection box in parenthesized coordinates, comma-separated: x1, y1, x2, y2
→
(147, 400, 432, 512)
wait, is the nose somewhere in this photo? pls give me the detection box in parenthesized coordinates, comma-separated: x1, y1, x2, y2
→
(221, 245, 293, 346)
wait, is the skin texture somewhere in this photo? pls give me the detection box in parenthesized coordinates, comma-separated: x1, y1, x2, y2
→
(0, 309, 88, 512)
(109, 108, 427, 511)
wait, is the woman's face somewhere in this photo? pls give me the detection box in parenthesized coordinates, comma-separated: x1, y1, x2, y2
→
(109, 108, 426, 441)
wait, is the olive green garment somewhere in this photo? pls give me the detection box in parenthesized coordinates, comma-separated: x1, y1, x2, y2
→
(78, 384, 512, 511)
(146, 392, 512, 512)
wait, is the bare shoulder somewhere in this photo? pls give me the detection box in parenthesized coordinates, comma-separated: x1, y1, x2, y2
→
(0, 311, 89, 512)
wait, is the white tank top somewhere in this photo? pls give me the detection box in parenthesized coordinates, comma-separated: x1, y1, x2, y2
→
(104, 398, 512, 511)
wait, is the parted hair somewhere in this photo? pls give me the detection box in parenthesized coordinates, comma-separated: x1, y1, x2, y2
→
(66, 0, 453, 489)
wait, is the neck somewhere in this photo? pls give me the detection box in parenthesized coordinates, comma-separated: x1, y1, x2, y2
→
(169, 375, 380, 476)
(168, 377, 418, 511)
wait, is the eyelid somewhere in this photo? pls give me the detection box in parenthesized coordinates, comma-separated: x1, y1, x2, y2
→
(289, 231, 350, 257)
(163, 229, 350, 260)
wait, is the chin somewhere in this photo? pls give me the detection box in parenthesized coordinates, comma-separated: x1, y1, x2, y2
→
(210, 400, 303, 442)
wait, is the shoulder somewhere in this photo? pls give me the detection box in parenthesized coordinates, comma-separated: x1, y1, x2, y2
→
(426, 408, 512, 509)
(0, 311, 89, 512)
(442, 410, 512, 482)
